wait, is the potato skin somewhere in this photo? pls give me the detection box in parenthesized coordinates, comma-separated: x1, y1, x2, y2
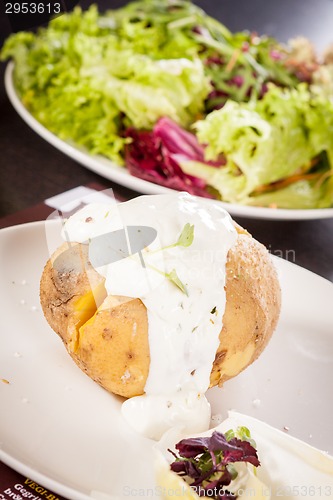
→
(40, 242, 105, 349)
(210, 230, 281, 387)
(40, 228, 280, 398)
(76, 296, 149, 398)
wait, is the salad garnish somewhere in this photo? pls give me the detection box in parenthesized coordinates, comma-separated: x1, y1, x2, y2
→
(188, 84, 333, 207)
(169, 427, 260, 499)
(2, 0, 333, 208)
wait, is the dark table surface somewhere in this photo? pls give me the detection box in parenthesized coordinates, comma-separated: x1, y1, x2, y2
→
(0, 0, 333, 282)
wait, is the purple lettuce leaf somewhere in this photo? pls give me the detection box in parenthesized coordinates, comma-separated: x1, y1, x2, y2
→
(223, 437, 261, 466)
(169, 429, 260, 500)
(124, 117, 224, 198)
(174, 435, 212, 458)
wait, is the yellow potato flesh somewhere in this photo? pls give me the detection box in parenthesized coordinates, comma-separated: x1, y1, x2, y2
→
(68, 282, 108, 352)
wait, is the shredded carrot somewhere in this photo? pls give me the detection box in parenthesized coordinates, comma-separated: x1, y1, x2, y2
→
(253, 172, 323, 195)
(225, 49, 241, 73)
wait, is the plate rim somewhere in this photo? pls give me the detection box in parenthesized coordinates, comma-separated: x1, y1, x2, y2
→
(4, 62, 333, 221)
(0, 449, 91, 500)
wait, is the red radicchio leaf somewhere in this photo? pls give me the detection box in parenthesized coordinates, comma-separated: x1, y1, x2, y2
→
(124, 117, 224, 198)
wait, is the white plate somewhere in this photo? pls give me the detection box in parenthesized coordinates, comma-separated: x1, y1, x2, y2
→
(5, 62, 333, 221)
(0, 220, 333, 499)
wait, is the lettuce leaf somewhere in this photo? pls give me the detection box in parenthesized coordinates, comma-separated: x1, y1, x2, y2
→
(2, 1, 332, 209)
(188, 84, 333, 208)
(247, 178, 333, 209)
(83, 52, 210, 129)
(1, 5, 210, 163)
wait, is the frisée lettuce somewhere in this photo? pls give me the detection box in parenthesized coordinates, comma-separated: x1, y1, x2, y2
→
(182, 84, 333, 207)
(1, 5, 210, 164)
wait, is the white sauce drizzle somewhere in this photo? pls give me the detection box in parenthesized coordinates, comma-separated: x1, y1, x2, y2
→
(63, 193, 238, 440)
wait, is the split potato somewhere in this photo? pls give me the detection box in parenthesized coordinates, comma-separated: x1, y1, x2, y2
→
(40, 225, 280, 398)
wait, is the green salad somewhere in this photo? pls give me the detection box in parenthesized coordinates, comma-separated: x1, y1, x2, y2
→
(2, 0, 333, 209)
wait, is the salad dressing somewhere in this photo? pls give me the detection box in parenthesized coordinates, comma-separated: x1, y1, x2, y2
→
(63, 193, 238, 439)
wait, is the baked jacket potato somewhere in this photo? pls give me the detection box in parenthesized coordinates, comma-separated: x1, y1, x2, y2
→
(40, 225, 280, 398)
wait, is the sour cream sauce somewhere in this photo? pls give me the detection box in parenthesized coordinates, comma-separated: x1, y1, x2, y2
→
(63, 193, 238, 440)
